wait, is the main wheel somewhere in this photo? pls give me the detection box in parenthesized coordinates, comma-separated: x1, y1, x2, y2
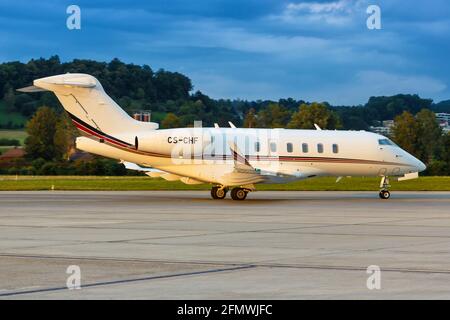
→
(211, 186, 227, 199)
(230, 188, 247, 200)
(379, 190, 390, 199)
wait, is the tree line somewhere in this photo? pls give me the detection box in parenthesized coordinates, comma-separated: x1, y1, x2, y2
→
(3, 103, 445, 176)
(393, 110, 450, 175)
(1, 57, 449, 130)
(0, 56, 449, 175)
(0, 56, 239, 128)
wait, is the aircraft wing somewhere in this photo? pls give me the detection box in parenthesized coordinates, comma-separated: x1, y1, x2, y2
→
(121, 161, 164, 177)
(228, 141, 254, 172)
(220, 142, 268, 186)
(121, 161, 204, 184)
(398, 171, 419, 181)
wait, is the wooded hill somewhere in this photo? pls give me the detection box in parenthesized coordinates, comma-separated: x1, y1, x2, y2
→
(0, 56, 449, 130)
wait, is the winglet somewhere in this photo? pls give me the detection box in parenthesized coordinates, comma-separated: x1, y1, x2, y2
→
(214, 123, 220, 128)
(314, 123, 322, 130)
(228, 121, 236, 128)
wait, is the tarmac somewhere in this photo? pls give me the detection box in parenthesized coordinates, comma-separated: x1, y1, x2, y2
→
(0, 190, 450, 299)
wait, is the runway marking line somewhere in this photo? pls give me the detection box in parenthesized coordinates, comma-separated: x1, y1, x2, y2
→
(0, 264, 255, 297)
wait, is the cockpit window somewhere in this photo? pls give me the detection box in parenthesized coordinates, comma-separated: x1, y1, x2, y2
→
(378, 139, 397, 146)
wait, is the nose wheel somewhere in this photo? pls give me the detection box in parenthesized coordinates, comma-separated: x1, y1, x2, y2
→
(379, 176, 391, 200)
(379, 190, 390, 199)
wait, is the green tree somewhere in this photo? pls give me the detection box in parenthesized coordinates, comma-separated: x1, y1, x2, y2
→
(392, 111, 420, 157)
(442, 133, 450, 174)
(154, 69, 192, 102)
(287, 102, 341, 129)
(243, 108, 257, 128)
(54, 113, 77, 160)
(428, 132, 450, 175)
(415, 109, 442, 162)
(365, 94, 432, 121)
(25, 107, 70, 161)
(161, 113, 181, 128)
(3, 86, 16, 112)
(257, 103, 291, 128)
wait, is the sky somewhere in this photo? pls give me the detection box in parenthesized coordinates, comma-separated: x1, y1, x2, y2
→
(1, 0, 450, 105)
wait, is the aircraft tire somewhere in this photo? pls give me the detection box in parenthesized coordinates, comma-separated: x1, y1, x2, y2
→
(211, 186, 226, 199)
(379, 190, 390, 199)
(231, 188, 247, 200)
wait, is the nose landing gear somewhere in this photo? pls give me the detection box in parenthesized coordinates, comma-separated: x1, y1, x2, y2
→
(379, 176, 391, 199)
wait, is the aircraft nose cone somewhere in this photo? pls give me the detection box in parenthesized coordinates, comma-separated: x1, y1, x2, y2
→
(416, 159, 426, 172)
(409, 155, 426, 172)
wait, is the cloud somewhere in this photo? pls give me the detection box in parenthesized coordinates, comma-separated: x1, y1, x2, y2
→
(272, 0, 368, 26)
(110, 6, 447, 105)
(286, 0, 351, 14)
(1, 0, 450, 105)
(128, 18, 331, 59)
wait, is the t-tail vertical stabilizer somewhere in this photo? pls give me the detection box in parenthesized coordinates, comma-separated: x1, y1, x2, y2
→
(26, 73, 158, 136)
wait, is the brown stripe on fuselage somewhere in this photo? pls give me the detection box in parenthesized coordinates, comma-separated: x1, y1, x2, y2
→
(69, 114, 408, 167)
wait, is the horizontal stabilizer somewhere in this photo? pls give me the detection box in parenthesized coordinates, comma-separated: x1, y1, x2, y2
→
(34, 74, 96, 88)
(16, 85, 48, 93)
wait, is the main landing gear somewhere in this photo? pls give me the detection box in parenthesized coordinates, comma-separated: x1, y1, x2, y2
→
(211, 186, 228, 199)
(230, 187, 248, 201)
(379, 176, 391, 199)
(210, 186, 249, 200)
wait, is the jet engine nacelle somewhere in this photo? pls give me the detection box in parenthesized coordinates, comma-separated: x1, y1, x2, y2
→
(132, 129, 208, 157)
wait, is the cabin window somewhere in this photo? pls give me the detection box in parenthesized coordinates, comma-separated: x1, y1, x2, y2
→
(332, 144, 339, 153)
(317, 143, 324, 153)
(270, 142, 277, 153)
(378, 139, 396, 146)
(255, 142, 260, 152)
(302, 143, 308, 153)
(287, 143, 293, 153)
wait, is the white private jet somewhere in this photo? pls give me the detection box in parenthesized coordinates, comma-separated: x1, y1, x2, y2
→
(18, 74, 426, 200)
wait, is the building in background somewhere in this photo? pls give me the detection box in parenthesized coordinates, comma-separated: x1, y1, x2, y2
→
(435, 113, 450, 134)
(370, 114, 450, 136)
(132, 111, 152, 122)
(369, 120, 394, 136)
(0, 147, 26, 168)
